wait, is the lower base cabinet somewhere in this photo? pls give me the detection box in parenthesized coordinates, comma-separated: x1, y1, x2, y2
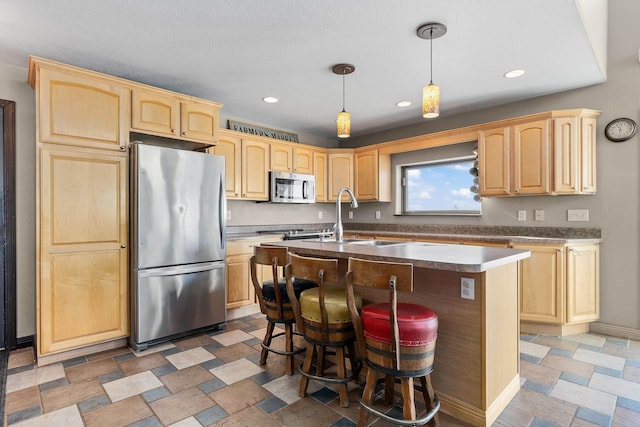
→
(226, 237, 280, 309)
(513, 242, 599, 335)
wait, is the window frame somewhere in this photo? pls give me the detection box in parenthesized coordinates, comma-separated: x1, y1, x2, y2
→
(398, 155, 481, 216)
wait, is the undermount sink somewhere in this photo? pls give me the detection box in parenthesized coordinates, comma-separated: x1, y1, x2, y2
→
(319, 238, 404, 246)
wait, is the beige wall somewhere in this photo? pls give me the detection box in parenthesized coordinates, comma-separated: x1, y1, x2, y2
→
(0, 63, 36, 338)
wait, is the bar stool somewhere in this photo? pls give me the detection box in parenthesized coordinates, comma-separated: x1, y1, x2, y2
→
(285, 252, 363, 407)
(250, 246, 317, 375)
(345, 257, 440, 427)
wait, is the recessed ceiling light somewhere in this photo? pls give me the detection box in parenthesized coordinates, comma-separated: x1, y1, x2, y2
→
(396, 101, 411, 107)
(263, 96, 279, 103)
(504, 69, 526, 79)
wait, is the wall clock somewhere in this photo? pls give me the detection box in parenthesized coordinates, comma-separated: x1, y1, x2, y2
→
(604, 117, 637, 142)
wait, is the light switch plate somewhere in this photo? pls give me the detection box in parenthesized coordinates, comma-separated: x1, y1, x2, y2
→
(318, 211, 323, 219)
(568, 209, 589, 221)
(534, 209, 545, 221)
(517, 210, 527, 221)
(349, 211, 353, 219)
(375, 211, 381, 219)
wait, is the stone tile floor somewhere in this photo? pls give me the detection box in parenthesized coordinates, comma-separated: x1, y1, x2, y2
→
(4, 314, 640, 426)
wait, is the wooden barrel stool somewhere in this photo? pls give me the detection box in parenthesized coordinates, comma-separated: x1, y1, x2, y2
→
(285, 253, 362, 408)
(345, 257, 440, 427)
(251, 246, 316, 375)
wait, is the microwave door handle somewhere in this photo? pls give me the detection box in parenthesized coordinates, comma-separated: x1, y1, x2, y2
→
(302, 180, 308, 199)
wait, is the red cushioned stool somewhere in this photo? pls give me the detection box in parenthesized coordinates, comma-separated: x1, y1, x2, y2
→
(345, 257, 440, 427)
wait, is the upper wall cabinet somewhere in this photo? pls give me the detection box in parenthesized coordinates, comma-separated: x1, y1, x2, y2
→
(478, 111, 598, 197)
(131, 89, 221, 144)
(313, 151, 328, 203)
(269, 142, 315, 174)
(355, 149, 391, 202)
(35, 66, 129, 151)
(553, 116, 597, 194)
(328, 151, 354, 202)
(479, 119, 551, 196)
(211, 130, 242, 198)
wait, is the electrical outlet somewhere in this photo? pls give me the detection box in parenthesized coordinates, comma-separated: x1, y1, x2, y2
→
(375, 211, 381, 220)
(461, 277, 475, 300)
(568, 209, 589, 221)
(534, 209, 545, 221)
(318, 211, 323, 219)
(227, 210, 231, 220)
(517, 210, 527, 221)
(348, 211, 353, 219)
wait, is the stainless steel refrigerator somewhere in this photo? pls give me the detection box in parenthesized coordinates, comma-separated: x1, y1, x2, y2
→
(130, 142, 226, 351)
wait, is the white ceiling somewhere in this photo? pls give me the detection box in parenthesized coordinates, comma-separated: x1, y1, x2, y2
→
(0, 0, 607, 140)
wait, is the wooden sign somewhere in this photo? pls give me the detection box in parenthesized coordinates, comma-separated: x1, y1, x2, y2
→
(228, 120, 299, 143)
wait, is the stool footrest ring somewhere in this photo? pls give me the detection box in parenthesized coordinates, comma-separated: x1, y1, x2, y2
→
(298, 359, 362, 385)
(359, 393, 440, 427)
(261, 331, 306, 356)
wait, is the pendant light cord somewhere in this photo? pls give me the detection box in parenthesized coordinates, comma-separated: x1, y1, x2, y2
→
(429, 27, 434, 85)
(342, 70, 346, 112)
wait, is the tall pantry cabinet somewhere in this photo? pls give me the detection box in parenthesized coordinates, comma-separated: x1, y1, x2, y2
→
(30, 58, 130, 363)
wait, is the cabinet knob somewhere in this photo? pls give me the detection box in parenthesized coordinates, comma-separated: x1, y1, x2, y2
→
(503, 189, 508, 194)
(121, 244, 127, 249)
(119, 145, 126, 150)
(171, 129, 177, 133)
(572, 186, 576, 190)
(182, 131, 187, 136)
(515, 189, 520, 193)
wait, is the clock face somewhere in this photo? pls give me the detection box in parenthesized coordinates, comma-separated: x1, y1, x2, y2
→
(605, 118, 637, 142)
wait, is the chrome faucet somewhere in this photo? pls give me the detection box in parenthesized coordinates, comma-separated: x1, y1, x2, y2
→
(334, 187, 358, 242)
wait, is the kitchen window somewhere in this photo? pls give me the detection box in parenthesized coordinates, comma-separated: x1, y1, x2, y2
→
(400, 156, 481, 216)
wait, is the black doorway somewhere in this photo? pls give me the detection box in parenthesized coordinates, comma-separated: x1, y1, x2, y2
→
(0, 100, 17, 350)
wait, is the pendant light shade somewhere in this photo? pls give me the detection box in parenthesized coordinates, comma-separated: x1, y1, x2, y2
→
(337, 110, 351, 138)
(422, 82, 440, 118)
(333, 63, 355, 139)
(417, 23, 447, 119)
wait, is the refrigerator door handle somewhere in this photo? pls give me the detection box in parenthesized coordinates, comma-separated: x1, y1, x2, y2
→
(219, 169, 226, 250)
(138, 261, 225, 278)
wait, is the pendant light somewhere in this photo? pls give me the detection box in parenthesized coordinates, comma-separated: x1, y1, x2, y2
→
(417, 23, 447, 119)
(333, 63, 355, 138)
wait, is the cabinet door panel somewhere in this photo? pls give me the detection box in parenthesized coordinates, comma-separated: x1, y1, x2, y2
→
(181, 102, 218, 143)
(226, 255, 252, 309)
(314, 151, 328, 202)
(242, 139, 270, 200)
(212, 132, 241, 198)
(513, 120, 550, 195)
(39, 147, 128, 355)
(514, 244, 564, 324)
(478, 127, 510, 196)
(355, 150, 378, 201)
(553, 117, 580, 194)
(566, 245, 599, 323)
(131, 90, 179, 136)
(38, 67, 128, 151)
(293, 147, 314, 174)
(581, 117, 597, 193)
(270, 143, 293, 172)
(328, 152, 354, 201)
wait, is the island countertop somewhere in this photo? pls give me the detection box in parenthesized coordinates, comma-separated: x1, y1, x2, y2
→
(268, 239, 530, 273)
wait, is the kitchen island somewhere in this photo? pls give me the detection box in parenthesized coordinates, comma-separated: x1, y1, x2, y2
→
(269, 239, 530, 427)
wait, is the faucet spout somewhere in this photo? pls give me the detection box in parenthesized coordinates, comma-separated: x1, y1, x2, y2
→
(334, 187, 358, 242)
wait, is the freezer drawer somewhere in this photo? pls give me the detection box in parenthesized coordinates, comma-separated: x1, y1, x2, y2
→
(131, 261, 226, 349)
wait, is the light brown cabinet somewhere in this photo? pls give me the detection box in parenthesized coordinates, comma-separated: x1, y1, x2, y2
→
(478, 119, 551, 196)
(313, 151, 328, 202)
(354, 149, 391, 202)
(36, 66, 129, 151)
(270, 143, 292, 172)
(293, 146, 314, 174)
(211, 131, 242, 198)
(131, 89, 221, 144)
(513, 242, 599, 335)
(328, 151, 354, 201)
(39, 145, 129, 355)
(241, 138, 270, 200)
(226, 238, 280, 309)
(553, 116, 597, 194)
(211, 132, 269, 201)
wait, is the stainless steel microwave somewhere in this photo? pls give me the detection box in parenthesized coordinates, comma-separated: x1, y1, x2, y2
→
(270, 171, 315, 203)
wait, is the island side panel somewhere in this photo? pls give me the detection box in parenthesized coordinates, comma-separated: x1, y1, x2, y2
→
(483, 262, 520, 424)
